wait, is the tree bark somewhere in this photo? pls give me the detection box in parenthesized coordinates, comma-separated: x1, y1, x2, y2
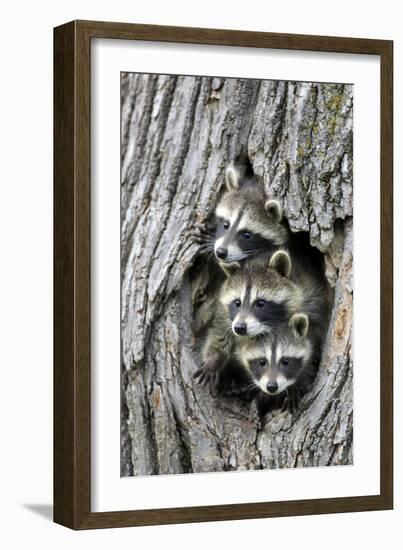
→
(121, 73, 353, 476)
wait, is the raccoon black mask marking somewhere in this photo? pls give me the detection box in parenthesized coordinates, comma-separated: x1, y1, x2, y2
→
(213, 165, 288, 263)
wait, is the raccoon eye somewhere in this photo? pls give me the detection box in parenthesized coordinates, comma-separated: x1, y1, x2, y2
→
(255, 299, 266, 308)
(259, 359, 266, 367)
(234, 299, 241, 308)
(242, 231, 252, 240)
(280, 357, 290, 366)
(223, 221, 230, 230)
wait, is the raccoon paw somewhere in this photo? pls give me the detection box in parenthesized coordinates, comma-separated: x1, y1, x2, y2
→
(190, 221, 213, 245)
(281, 386, 301, 414)
(193, 358, 223, 394)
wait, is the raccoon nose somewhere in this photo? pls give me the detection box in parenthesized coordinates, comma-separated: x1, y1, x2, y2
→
(266, 381, 278, 393)
(234, 322, 247, 335)
(216, 247, 228, 260)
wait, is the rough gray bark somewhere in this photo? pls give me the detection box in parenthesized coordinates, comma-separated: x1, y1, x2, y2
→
(121, 73, 353, 476)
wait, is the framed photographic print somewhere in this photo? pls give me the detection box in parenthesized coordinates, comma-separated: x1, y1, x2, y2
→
(54, 20, 393, 530)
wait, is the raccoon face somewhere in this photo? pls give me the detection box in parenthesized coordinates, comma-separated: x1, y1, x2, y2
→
(239, 314, 311, 395)
(213, 166, 287, 263)
(220, 251, 301, 337)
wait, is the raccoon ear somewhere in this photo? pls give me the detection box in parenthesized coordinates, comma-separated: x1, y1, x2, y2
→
(289, 313, 309, 339)
(265, 199, 283, 223)
(269, 250, 291, 278)
(225, 165, 240, 191)
(219, 261, 241, 277)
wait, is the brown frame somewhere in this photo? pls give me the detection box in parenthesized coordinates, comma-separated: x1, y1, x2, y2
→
(54, 19, 393, 530)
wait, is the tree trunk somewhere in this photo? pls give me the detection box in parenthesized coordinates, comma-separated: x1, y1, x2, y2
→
(121, 73, 353, 476)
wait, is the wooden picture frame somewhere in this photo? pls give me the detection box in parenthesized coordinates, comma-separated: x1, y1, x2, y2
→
(54, 20, 393, 530)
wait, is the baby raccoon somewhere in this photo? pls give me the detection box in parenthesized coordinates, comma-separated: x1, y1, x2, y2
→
(193, 250, 299, 390)
(220, 249, 328, 338)
(213, 165, 288, 264)
(236, 313, 321, 413)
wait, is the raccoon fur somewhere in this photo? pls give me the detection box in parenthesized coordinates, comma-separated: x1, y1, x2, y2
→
(213, 165, 288, 264)
(220, 249, 329, 339)
(235, 313, 323, 414)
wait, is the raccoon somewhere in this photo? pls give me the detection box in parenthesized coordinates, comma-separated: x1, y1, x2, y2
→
(213, 165, 289, 264)
(236, 313, 322, 413)
(220, 249, 329, 338)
